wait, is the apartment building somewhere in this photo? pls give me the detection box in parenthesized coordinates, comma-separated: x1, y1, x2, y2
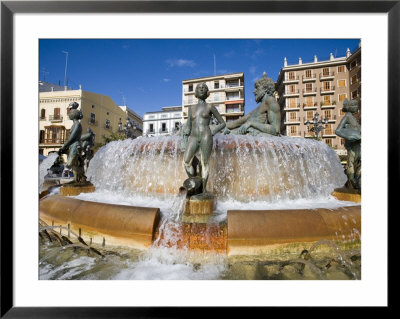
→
(143, 106, 182, 137)
(118, 105, 144, 138)
(182, 73, 245, 123)
(276, 45, 361, 154)
(39, 82, 143, 156)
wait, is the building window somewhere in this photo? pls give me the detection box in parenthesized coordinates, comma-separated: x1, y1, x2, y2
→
(161, 123, 167, 132)
(40, 109, 46, 120)
(287, 71, 295, 81)
(289, 112, 298, 122)
(44, 126, 66, 144)
(350, 60, 357, 70)
(305, 69, 312, 79)
(92, 105, 95, 108)
(105, 119, 111, 129)
(287, 84, 296, 94)
(90, 113, 96, 124)
(339, 94, 347, 102)
(324, 138, 333, 146)
(39, 130, 45, 143)
(214, 81, 219, 89)
(290, 126, 297, 136)
(325, 124, 333, 135)
(306, 111, 314, 121)
(287, 98, 297, 108)
(337, 65, 345, 73)
(323, 95, 331, 106)
(323, 81, 331, 90)
(322, 67, 330, 76)
(338, 79, 346, 88)
(175, 122, 180, 130)
(305, 83, 313, 93)
(226, 104, 240, 113)
(188, 84, 193, 92)
(305, 96, 314, 107)
(324, 110, 332, 120)
(106, 112, 109, 115)
(53, 107, 61, 120)
(351, 90, 358, 99)
(341, 138, 345, 145)
(149, 124, 154, 133)
(351, 75, 357, 84)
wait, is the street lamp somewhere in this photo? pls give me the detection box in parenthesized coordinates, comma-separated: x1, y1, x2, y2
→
(305, 112, 329, 140)
(62, 50, 69, 88)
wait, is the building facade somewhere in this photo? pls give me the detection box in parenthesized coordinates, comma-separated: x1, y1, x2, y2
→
(276, 45, 361, 154)
(118, 105, 144, 138)
(182, 73, 245, 123)
(143, 106, 183, 137)
(39, 82, 143, 156)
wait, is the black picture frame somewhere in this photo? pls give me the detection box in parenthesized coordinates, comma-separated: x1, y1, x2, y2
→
(1, 1, 396, 317)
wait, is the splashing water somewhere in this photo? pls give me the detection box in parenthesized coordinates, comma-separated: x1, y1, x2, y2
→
(39, 153, 59, 193)
(87, 135, 346, 202)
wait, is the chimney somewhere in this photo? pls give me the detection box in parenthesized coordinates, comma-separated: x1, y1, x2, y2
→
(284, 57, 287, 67)
(298, 57, 302, 65)
(314, 55, 318, 63)
(330, 53, 334, 61)
(346, 48, 351, 58)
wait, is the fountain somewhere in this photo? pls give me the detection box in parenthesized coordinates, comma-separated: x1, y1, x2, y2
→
(39, 75, 361, 280)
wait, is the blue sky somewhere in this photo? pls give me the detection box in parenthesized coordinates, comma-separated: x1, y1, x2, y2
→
(39, 39, 360, 116)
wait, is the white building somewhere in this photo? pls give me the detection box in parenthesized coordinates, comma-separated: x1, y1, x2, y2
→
(182, 72, 245, 123)
(143, 106, 182, 137)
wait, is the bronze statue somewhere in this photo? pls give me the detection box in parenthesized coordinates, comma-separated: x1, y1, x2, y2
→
(224, 73, 281, 136)
(181, 83, 226, 192)
(81, 127, 95, 173)
(335, 99, 361, 190)
(58, 102, 87, 183)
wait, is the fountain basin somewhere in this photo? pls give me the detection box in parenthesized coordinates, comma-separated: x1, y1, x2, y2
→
(40, 195, 360, 255)
(40, 195, 160, 249)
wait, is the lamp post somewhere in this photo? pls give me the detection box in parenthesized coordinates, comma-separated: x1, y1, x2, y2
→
(305, 112, 329, 140)
(62, 50, 69, 88)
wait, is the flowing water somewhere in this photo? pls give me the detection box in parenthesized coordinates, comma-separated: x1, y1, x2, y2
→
(39, 135, 360, 280)
(39, 152, 59, 193)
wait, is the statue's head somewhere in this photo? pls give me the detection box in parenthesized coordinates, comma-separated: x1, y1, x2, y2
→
(342, 99, 359, 113)
(254, 73, 276, 102)
(69, 109, 83, 120)
(68, 101, 79, 110)
(194, 83, 210, 100)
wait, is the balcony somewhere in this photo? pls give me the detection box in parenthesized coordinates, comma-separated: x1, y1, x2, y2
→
(40, 138, 65, 145)
(302, 88, 317, 96)
(283, 75, 299, 84)
(225, 82, 242, 88)
(284, 104, 301, 111)
(284, 117, 301, 124)
(303, 103, 318, 110)
(302, 74, 317, 82)
(283, 89, 300, 97)
(320, 86, 336, 94)
(323, 132, 336, 138)
(320, 72, 335, 80)
(88, 119, 98, 126)
(49, 115, 63, 122)
(320, 102, 337, 109)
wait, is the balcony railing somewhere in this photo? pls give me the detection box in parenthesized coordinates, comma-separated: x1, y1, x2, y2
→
(49, 115, 63, 122)
(303, 103, 318, 109)
(40, 138, 65, 144)
(285, 104, 301, 109)
(320, 72, 335, 80)
(285, 117, 301, 123)
(320, 86, 336, 94)
(302, 74, 317, 81)
(284, 75, 299, 83)
(284, 89, 300, 96)
(302, 88, 317, 95)
(225, 82, 242, 88)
